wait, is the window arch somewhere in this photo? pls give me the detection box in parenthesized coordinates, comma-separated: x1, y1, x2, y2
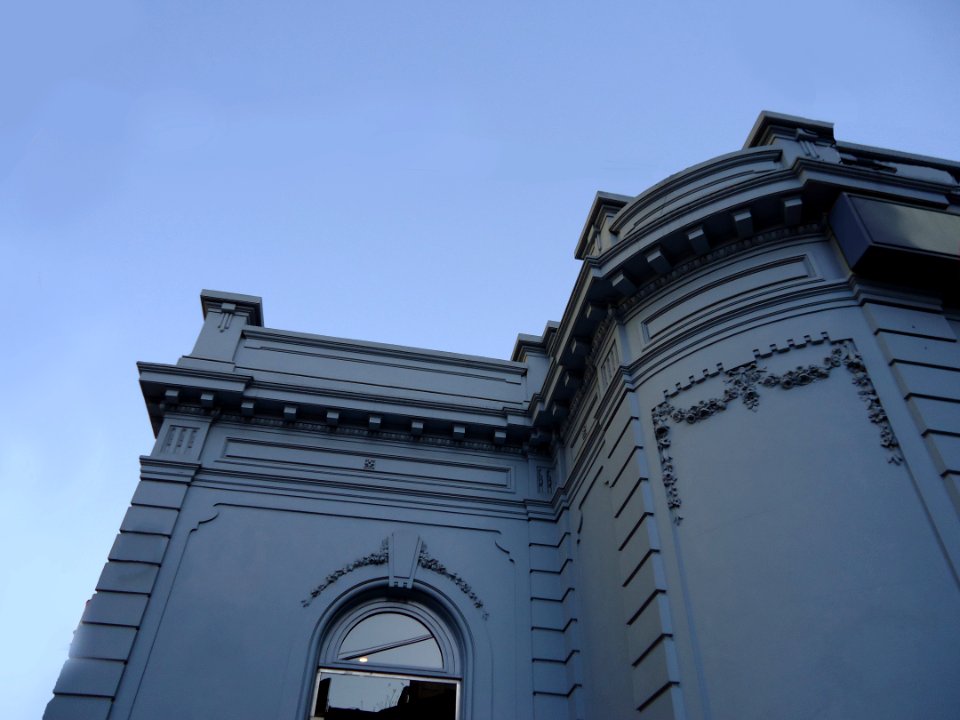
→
(311, 599, 461, 719)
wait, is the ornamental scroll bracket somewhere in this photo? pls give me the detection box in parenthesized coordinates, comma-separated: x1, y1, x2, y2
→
(652, 340, 904, 526)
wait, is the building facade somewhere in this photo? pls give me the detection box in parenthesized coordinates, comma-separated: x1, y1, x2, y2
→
(47, 112, 960, 720)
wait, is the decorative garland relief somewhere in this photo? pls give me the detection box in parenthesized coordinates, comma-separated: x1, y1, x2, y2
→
(652, 341, 903, 525)
(302, 537, 488, 619)
(302, 539, 389, 607)
(418, 543, 489, 620)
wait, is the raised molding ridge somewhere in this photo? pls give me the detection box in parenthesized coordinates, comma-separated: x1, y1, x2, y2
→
(139, 456, 202, 471)
(834, 140, 960, 174)
(242, 326, 528, 374)
(613, 162, 791, 250)
(138, 362, 253, 386)
(245, 379, 528, 416)
(609, 146, 784, 235)
(794, 158, 955, 206)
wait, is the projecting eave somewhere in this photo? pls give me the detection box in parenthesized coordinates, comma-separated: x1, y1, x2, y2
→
(834, 140, 960, 175)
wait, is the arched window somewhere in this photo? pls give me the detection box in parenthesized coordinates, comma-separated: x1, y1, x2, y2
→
(311, 600, 460, 719)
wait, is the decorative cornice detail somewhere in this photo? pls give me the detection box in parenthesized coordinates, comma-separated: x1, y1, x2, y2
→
(652, 341, 903, 525)
(552, 226, 827, 438)
(617, 223, 825, 316)
(302, 539, 389, 607)
(611, 146, 784, 236)
(151, 407, 530, 456)
(562, 312, 616, 436)
(417, 543, 488, 620)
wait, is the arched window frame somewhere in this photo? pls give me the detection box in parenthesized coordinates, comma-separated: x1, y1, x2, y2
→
(319, 599, 461, 677)
(310, 596, 464, 719)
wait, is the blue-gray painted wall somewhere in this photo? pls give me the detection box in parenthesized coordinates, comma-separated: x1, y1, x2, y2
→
(47, 112, 960, 720)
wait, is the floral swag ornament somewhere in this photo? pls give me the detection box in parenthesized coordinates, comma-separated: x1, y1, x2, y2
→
(302, 539, 488, 618)
(652, 342, 903, 525)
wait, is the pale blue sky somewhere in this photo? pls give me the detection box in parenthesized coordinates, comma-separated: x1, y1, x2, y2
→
(2, 1, 958, 716)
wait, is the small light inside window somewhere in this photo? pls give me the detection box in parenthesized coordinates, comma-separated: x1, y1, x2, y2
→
(358, 657, 368, 663)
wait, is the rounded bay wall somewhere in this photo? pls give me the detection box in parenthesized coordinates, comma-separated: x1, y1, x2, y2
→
(615, 230, 960, 720)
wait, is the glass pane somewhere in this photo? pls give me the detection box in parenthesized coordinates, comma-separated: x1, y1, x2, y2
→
(361, 638, 442, 668)
(339, 613, 443, 669)
(314, 671, 457, 720)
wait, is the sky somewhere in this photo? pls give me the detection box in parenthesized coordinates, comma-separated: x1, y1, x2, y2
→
(2, 0, 958, 716)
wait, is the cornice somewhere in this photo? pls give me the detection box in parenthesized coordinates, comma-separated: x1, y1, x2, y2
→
(599, 168, 800, 271)
(609, 146, 785, 237)
(527, 113, 959, 432)
(139, 362, 546, 454)
(834, 140, 960, 174)
(244, 379, 528, 418)
(145, 114, 960, 462)
(604, 156, 954, 279)
(137, 362, 253, 389)
(793, 158, 955, 204)
(614, 223, 826, 316)
(213, 412, 530, 456)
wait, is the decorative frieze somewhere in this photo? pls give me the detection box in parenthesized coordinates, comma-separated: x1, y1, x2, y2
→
(160, 425, 197, 456)
(418, 543, 488, 620)
(301, 539, 390, 607)
(154, 407, 531, 456)
(300, 537, 488, 619)
(652, 340, 904, 524)
(617, 223, 825, 316)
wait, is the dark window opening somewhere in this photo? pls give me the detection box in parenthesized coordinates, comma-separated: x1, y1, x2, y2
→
(312, 670, 457, 719)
